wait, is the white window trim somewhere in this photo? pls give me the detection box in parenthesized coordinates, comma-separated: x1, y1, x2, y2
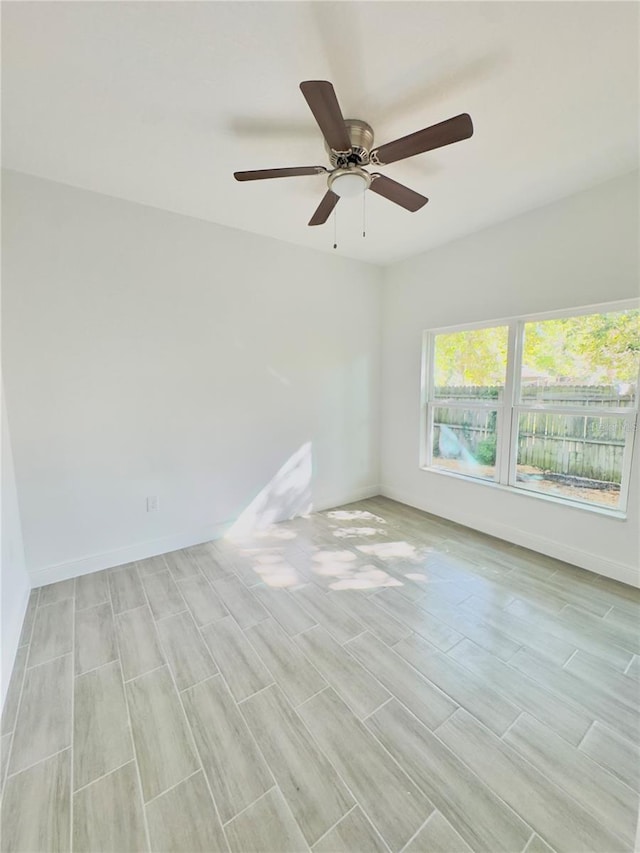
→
(420, 298, 639, 518)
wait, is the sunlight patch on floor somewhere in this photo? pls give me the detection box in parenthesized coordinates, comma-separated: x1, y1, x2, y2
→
(333, 526, 387, 539)
(329, 567, 403, 591)
(225, 486, 418, 591)
(326, 510, 387, 524)
(357, 540, 427, 561)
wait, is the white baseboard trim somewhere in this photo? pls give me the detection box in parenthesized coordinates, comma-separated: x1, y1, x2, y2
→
(312, 484, 381, 513)
(28, 484, 382, 588)
(1, 581, 30, 712)
(28, 521, 231, 587)
(380, 484, 639, 589)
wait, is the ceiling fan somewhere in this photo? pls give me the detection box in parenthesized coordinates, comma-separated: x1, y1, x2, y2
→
(234, 80, 474, 226)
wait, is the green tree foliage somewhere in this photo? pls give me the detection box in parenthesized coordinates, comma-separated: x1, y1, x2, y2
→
(434, 326, 508, 387)
(434, 310, 640, 389)
(522, 310, 640, 384)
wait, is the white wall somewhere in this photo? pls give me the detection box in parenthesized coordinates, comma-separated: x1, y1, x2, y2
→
(2, 171, 382, 585)
(4, 168, 638, 594)
(381, 172, 640, 586)
(1, 381, 30, 708)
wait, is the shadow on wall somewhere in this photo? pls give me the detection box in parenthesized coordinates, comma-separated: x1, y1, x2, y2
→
(226, 442, 313, 539)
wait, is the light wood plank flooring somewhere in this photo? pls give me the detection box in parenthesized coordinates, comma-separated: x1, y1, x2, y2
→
(1, 497, 639, 852)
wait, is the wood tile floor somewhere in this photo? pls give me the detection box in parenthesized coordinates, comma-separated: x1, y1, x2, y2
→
(1, 496, 639, 852)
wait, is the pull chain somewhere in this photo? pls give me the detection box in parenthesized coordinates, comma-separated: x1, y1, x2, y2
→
(362, 190, 366, 238)
(333, 207, 337, 250)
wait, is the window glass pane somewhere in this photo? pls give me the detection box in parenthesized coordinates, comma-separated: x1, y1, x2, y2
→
(515, 413, 629, 508)
(431, 407, 498, 480)
(433, 326, 508, 402)
(520, 309, 640, 407)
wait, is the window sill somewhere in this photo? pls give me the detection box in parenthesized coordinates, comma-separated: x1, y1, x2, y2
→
(419, 466, 628, 520)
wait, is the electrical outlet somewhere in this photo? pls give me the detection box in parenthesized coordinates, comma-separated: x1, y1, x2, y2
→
(146, 496, 159, 512)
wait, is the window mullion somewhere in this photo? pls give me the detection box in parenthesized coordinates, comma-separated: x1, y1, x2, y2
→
(429, 403, 504, 411)
(497, 321, 519, 484)
(419, 332, 434, 469)
(516, 405, 638, 417)
(620, 365, 640, 510)
(508, 407, 521, 486)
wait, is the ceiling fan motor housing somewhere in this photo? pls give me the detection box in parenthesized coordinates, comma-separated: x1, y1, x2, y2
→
(325, 119, 374, 167)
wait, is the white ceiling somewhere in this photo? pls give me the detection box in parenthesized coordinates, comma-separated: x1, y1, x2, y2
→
(2, 1, 638, 265)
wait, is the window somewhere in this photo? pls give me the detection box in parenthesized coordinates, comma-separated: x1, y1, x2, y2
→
(421, 303, 640, 514)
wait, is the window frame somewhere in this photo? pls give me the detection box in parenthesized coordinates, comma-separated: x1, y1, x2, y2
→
(420, 299, 640, 517)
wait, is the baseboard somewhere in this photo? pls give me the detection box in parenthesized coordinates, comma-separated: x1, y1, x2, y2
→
(28, 484, 382, 588)
(28, 521, 231, 587)
(1, 581, 30, 712)
(312, 484, 381, 513)
(380, 484, 639, 589)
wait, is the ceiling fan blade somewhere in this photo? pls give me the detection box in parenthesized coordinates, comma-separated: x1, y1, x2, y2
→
(300, 81, 352, 152)
(308, 190, 339, 226)
(371, 113, 473, 166)
(369, 174, 428, 212)
(234, 166, 327, 181)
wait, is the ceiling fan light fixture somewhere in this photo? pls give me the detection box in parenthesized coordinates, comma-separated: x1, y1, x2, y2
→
(328, 168, 371, 198)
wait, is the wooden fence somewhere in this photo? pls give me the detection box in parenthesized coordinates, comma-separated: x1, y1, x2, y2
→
(435, 384, 635, 407)
(516, 412, 624, 483)
(432, 384, 633, 485)
(432, 411, 497, 468)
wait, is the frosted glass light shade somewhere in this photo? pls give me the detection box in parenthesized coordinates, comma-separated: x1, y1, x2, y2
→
(330, 172, 368, 197)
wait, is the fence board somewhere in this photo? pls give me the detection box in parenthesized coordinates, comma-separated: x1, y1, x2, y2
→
(432, 385, 632, 486)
